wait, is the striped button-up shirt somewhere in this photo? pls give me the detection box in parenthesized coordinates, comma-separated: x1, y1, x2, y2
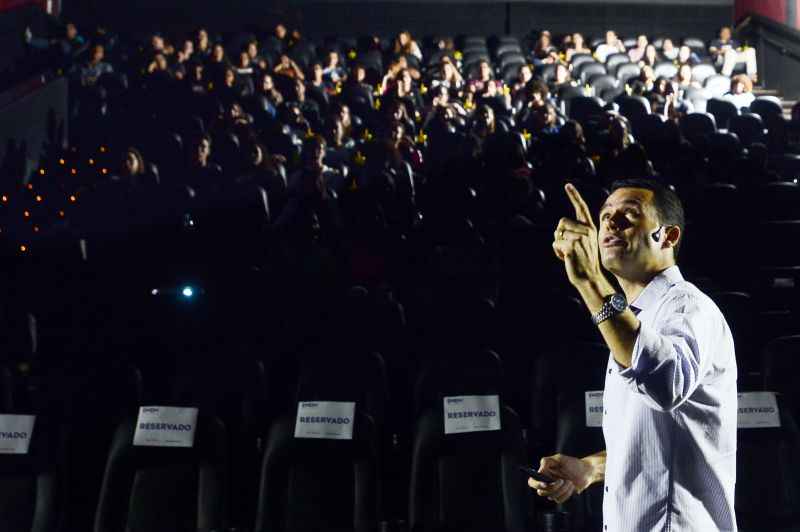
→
(602, 266, 738, 531)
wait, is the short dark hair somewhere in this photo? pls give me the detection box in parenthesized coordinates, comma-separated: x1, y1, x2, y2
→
(609, 178, 685, 260)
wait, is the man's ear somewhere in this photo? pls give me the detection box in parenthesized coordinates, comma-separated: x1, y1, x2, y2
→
(663, 225, 681, 249)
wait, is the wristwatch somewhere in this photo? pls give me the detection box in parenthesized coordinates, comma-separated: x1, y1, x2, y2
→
(592, 293, 628, 325)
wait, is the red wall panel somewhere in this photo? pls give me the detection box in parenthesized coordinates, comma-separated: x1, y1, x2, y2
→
(736, 0, 792, 25)
(0, 0, 59, 14)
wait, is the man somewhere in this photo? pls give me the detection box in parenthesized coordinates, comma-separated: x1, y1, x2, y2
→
(709, 26, 758, 82)
(530, 180, 737, 531)
(79, 44, 113, 87)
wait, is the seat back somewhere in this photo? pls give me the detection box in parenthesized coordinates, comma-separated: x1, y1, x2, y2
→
(94, 414, 228, 532)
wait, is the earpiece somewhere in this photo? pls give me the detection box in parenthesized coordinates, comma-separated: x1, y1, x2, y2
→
(651, 225, 664, 242)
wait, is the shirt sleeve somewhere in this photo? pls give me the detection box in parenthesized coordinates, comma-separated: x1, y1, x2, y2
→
(616, 292, 720, 412)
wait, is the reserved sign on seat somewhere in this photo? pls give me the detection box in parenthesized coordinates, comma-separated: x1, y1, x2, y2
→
(295, 401, 356, 440)
(133, 406, 199, 447)
(443, 395, 501, 434)
(0, 414, 36, 454)
(585, 391, 604, 428)
(737, 392, 780, 429)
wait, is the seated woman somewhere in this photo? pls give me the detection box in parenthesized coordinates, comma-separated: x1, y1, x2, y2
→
(428, 56, 465, 92)
(723, 74, 755, 110)
(532, 30, 559, 66)
(676, 64, 701, 90)
(465, 60, 510, 110)
(393, 30, 423, 61)
(565, 32, 592, 62)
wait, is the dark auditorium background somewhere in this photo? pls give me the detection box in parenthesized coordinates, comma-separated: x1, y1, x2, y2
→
(2, 0, 800, 531)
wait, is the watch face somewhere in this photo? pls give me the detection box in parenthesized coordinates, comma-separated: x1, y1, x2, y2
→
(610, 294, 627, 312)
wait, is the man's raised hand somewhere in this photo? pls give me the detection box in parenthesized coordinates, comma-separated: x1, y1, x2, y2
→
(552, 183, 602, 287)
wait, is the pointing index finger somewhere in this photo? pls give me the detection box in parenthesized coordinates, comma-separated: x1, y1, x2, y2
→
(565, 183, 595, 228)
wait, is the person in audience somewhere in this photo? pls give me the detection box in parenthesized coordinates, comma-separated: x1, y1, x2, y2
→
(322, 50, 347, 86)
(381, 55, 421, 92)
(532, 31, 559, 66)
(274, 54, 305, 80)
(627, 35, 649, 64)
(566, 32, 592, 61)
(195, 28, 211, 57)
(640, 44, 659, 68)
(470, 103, 496, 139)
(80, 44, 114, 87)
(186, 134, 223, 185)
(466, 60, 509, 109)
(661, 38, 678, 61)
(676, 64, 700, 90)
(709, 26, 758, 82)
(114, 147, 151, 184)
(511, 64, 534, 99)
(595, 30, 626, 63)
(393, 30, 423, 61)
(550, 62, 573, 94)
(723, 73, 755, 109)
(534, 178, 736, 532)
(429, 56, 464, 92)
(677, 45, 700, 67)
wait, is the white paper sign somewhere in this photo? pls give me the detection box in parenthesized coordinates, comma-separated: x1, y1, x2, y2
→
(294, 401, 356, 440)
(585, 391, 604, 428)
(443, 395, 501, 434)
(133, 406, 199, 448)
(0, 415, 36, 454)
(738, 392, 781, 429)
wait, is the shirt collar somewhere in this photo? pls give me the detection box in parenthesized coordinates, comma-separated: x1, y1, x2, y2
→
(629, 265, 683, 314)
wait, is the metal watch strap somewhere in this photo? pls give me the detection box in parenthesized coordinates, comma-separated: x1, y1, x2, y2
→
(592, 295, 625, 325)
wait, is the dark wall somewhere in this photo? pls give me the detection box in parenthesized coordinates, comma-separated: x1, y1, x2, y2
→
(63, 0, 733, 40)
(295, 2, 734, 39)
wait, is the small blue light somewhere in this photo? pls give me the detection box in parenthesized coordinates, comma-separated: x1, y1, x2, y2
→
(181, 286, 194, 298)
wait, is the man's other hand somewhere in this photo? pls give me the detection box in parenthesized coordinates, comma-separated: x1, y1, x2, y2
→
(528, 453, 596, 504)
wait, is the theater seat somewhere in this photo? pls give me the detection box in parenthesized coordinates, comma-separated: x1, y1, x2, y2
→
(530, 342, 609, 532)
(408, 347, 528, 532)
(735, 393, 800, 531)
(762, 336, 800, 417)
(679, 112, 716, 148)
(729, 113, 767, 147)
(653, 61, 678, 80)
(0, 408, 60, 532)
(255, 348, 385, 532)
(94, 413, 229, 532)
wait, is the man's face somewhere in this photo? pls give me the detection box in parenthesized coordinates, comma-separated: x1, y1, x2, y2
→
(637, 35, 648, 49)
(92, 46, 104, 62)
(598, 188, 664, 276)
(275, 24, 287, 39)
(678, 46, 691, 63)
(606, 31, 617, 46)
(262, 75, 273, 90)
(720, 27, 732, 41)
(248, 42, 258, 59)
(66, 24, 77, 40)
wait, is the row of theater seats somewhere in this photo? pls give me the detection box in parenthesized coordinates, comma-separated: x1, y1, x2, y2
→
(2, 324, 800, 532)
